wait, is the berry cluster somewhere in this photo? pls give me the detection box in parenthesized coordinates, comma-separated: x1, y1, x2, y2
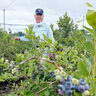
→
(8, 61, 20, 74)
(58, 76, 90, 96)
(50, 72, 55, 78)
(54, 68, 90, 96)
(8, 61, 16, 69)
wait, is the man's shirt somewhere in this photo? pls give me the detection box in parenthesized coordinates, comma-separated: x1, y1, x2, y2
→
(20, 22, 54, 43)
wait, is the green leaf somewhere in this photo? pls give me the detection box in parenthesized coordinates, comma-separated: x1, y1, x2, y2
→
(25, 28, 28, 34)
(0, 76, 4, 82)
(86, 10, 96, 28)
(85, 41, 95, 56)
(43, 34, 48, 41)
(76, 20, 83, 23)
(83, 26, 93, 34)
(81, 55, 91, 70)
(44, 91, 50, 96)
(24, 91, 34, 95)
(78, 60, 89, 77)
(86, 3, 93, 8)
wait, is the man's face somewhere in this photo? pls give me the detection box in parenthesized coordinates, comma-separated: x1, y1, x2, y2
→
(34, 14, 44, 23)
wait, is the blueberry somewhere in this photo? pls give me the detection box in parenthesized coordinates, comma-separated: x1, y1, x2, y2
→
(36, 38, 39, 43)
(62, 79, 66, 85)
(67, 76, 72, 81)
(8, 65, 11, 68)
(33, 74, 36, 79)
(26, 75, 30, 79)
(65, 89, 72, 96)
(60, 49, 63, 52)
(5, 87, 9, 92)
(12, 63, 15, 66)
(71, 84, 75, 90)
(78, 85, 85, 93)
(65, 81, 72, 90)
(75, 85, 79, 92)
(58, 89, 64, 96)
(36, 44, 39, 48)
(84, 84, 90, 90)
(32, 72, 38, 80)
(12, 66, 14, 69)
(17, 68, 21, 70)
(59, 85, 65, 92)
(50, 72, 55, 77)
(59, 95, 63, 96)
(79, 79, 86, 85)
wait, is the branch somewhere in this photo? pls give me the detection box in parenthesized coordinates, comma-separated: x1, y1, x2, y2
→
(35, 81, 55, 96)
(20, 57, 61, 70)
(35, 87, 48, 96)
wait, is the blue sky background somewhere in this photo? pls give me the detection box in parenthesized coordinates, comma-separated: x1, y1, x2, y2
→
(0, 0, 96, 33)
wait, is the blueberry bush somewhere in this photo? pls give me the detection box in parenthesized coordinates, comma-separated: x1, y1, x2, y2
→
(0, 28, 35, 61)
(0, 3, 96, 96)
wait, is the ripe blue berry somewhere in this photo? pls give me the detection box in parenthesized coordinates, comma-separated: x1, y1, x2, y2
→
(65, 81, 72, 90)
(8, 65, 11, 68)
(17, 68, 21, 70)
(62, 79, 66, 85)
(59, 85, 65, 92)
(5, 87, 9, 92)
(79, 79, 86, 85)
(75, 85, 79, 92)
(58, 89, 64, 96)
(78, 85, 85, 93)
(12, 63, 15, 66)
(33, 73, 37, 80)
(65, 89, 72, 96)
(12, 66, 14, 69)
(84, 84, 90, 90)
(50, 72, 55, 77)
(71, 84, 75, 90)
(67, 76, 72, 81)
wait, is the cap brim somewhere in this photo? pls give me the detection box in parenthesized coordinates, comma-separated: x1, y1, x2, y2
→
(36, 12, 43, 15)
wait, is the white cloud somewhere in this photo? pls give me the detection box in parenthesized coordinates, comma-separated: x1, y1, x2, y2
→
(0, 0, 95, 32)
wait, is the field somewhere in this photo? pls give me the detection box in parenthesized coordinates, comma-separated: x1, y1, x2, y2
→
(0, 3, 96, 96)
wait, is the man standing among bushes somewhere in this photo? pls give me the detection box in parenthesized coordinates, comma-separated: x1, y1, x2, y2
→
(14, 8, 54, 58)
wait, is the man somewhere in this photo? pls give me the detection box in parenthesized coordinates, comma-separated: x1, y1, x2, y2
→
(14, 8, 54, 58)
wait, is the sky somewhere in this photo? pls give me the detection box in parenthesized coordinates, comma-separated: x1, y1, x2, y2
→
(0, 0, 96, 33)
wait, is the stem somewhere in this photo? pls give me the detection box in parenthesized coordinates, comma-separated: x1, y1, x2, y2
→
(20, 57, 62, 71)
(35, 81, 55, 96)
(92, 38, 96, 95)
(92, 39, 96, 79)
(35, 87, 48, 96)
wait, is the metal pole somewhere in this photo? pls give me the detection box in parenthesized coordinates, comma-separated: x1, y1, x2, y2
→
(3, 9, 5, 30)
(83, 16, 84, 27)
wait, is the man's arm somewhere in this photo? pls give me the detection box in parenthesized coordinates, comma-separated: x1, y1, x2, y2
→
(14, 36, 20, 40)
(19, 36, 29, 41)
(14, 36, 29, 42)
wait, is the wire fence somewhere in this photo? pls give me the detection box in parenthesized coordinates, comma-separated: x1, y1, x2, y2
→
(0, 23, 30, 33)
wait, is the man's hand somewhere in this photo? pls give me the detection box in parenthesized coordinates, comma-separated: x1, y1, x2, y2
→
(14, 36, 20, 40)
